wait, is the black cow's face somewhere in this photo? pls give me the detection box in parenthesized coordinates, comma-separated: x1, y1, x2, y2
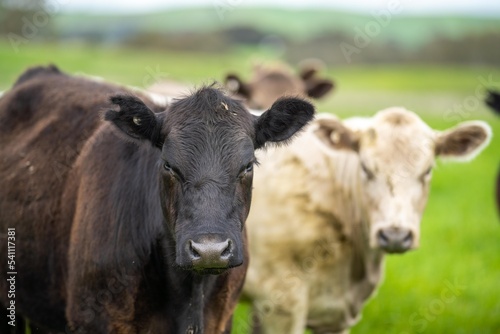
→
(106, 87, 314, 273)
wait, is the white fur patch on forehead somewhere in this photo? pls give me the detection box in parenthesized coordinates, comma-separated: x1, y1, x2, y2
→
(347, 108, 436, 174)
(370, 107, 435, 142)
(374, 107, 427, 127)
(343, 108, 428, 131)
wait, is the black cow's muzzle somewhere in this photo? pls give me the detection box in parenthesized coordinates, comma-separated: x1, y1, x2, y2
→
(177, 233, 243, 272)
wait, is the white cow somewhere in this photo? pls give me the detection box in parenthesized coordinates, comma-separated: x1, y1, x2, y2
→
(243, 108, 491, 334)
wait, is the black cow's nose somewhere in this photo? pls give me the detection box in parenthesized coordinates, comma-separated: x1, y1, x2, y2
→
(187, 238, 233, 269)
(377, 227, 413, 253)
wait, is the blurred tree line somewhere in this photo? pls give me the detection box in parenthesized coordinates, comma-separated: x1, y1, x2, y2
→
(0, 0, 57, 49)
(121, 27, 500, 66)
(1, 1, 499, 66)
(0, 0, 46, 34)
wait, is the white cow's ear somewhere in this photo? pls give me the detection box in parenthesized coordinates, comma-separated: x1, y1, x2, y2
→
(435, 121, 492, 161)
(312, 117, 359, 152)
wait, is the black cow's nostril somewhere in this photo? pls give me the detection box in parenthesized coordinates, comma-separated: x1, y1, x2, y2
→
(221, 240, 232, 259)
(188, 240, 201, 260)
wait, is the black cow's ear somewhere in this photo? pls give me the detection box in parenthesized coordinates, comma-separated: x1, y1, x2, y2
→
(254, 97, 315, 149)
(105, 95, 164, 148)
(225, 73, 252, 98)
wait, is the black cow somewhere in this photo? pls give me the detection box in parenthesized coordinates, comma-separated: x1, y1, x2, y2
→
(485, 89, 500, 213)
(0, 65, 315, 333)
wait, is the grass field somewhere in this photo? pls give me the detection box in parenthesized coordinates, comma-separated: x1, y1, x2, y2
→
(1, 40, 499, 333)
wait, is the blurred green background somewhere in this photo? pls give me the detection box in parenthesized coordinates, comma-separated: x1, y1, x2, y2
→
(1, 0, 499, 333)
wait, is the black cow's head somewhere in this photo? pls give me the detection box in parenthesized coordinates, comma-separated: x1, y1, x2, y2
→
(105, 87, 314, 273)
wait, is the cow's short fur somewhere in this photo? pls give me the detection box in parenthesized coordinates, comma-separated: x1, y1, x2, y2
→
(0, 65, 315, 333)
(243, 108, 491, 333)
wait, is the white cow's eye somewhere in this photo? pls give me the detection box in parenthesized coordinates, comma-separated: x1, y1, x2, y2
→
(421, 166, 433, 180)
(360, 162, 375, 180)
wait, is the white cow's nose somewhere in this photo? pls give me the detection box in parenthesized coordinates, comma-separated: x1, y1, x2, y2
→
(377, 227, 413, 253)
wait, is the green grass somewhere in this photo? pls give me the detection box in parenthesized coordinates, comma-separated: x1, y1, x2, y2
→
(1, 41, 499, 334)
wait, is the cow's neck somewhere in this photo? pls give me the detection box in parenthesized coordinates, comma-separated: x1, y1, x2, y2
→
(161, 233, 216, 334)
(313, 147, 384, 289)
(343, 171, 385, 312)
(176, 274, 206, 334)
(348, 210, 384, 316)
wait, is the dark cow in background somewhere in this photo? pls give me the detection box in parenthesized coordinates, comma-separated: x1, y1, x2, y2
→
(225, 60, 334, 110)
(0, 65, 315, 333)
(485, 90, 500, 115)
(485, 89, 500, 213)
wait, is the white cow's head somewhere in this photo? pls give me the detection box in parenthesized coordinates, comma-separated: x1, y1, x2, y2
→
(312, 108, 491, 253)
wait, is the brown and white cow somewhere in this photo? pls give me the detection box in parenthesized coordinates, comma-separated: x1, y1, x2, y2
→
(225, 61, 334, 110)
(140, 61, 333, 111)
(243, 108, 491, 333)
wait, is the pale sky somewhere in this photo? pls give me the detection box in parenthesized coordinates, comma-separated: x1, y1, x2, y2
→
(57, 0, 500, 16)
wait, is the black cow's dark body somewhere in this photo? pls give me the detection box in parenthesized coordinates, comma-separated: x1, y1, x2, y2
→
(485, 90, 500, 214)
(0, 66, 314, 333)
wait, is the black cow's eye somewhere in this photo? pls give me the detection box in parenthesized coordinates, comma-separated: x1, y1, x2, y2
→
(239, 162, 254, 178)
(163, 162, 173, 172)
(163, 161, 184, 181)
(245, 163, 254, 173)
